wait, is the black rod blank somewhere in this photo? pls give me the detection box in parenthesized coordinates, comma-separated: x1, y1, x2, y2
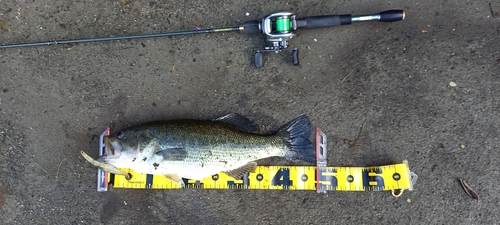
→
(0, 27, 240, 49)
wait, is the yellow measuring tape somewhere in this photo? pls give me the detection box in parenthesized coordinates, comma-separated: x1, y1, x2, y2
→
(103, 163, 412, 191)
(96, 128, 417, 195)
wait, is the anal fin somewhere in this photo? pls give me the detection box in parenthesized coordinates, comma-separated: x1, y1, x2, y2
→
(165, 174, 185, 187)
(224, 162, 257, 179)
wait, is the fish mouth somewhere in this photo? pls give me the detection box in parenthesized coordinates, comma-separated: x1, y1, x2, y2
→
(104, 136, 122, 157)
(80, 151, 131, 180)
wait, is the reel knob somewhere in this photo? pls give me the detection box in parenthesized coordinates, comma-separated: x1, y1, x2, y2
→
(254, 51, 264, 68)
(292, 48, 299, 66)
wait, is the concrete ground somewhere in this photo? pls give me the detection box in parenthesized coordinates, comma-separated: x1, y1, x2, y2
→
(1, 0, 499, 224)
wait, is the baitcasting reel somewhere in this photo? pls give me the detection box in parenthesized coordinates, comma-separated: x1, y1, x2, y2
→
(255, 12, 299, 68)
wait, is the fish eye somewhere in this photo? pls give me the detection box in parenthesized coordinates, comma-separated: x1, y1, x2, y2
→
(116, 132, 123, 139)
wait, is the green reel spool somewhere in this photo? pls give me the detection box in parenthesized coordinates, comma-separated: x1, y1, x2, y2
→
(275, 17, 291, 33)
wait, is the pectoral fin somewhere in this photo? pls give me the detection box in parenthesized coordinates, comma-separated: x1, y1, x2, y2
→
(165, 174, 185, 187)
(80, 151, 131, 180)
(224, 162, 257, 179)
(155, 148, 188, 161)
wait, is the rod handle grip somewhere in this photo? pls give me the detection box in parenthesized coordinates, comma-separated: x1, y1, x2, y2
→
(296, 15, 352, 29)
(243, 20, 260, 34)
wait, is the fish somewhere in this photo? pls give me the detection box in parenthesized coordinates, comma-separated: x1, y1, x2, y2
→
(81, 113, 315, 186)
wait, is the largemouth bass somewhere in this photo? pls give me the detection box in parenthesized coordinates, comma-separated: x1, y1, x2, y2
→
(82, 114, 315, 186)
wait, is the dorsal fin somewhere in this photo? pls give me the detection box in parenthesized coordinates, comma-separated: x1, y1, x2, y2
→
(214, 113, 257, 133)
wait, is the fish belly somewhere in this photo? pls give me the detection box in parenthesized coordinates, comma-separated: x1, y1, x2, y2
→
(136, 144, 283, 180)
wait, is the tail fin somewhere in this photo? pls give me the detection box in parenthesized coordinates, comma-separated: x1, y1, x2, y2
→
(279, 115, 316, 163)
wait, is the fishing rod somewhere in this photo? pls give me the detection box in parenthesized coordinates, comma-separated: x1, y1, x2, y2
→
(0, 9, 405, 67)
